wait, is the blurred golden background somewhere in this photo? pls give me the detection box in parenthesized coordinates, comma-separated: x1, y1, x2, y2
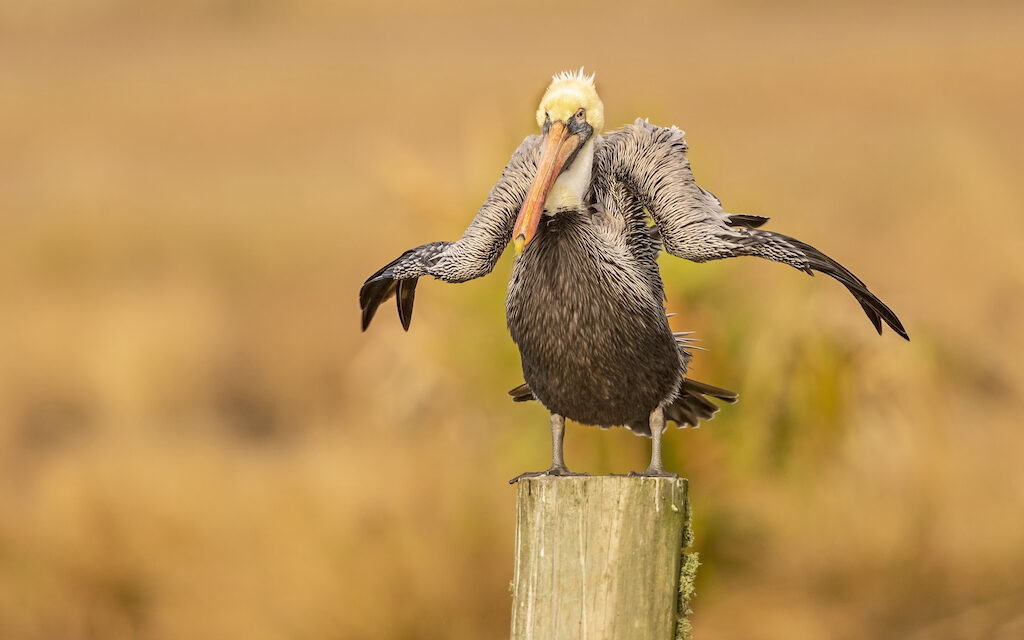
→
(1, 1, 1022, 638)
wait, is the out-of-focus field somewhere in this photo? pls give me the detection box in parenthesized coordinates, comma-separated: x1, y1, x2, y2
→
(1, 1, 1022, 638)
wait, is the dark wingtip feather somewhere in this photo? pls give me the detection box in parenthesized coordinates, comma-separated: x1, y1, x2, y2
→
(895, 321, 910, 341)
(774, 232, 909, 340)
(881, 304, 909, 340)
(846, 281, 908, 339)
(396, 278, 418, 331)
(358, 276, 378, 310)
(360, 278, 397, 332)
(359, 248, 421, 330)
(858, 299, 884, 335)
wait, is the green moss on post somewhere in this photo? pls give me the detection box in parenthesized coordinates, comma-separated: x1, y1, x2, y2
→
(675, 551, 700, 640)
(675, 493, 698, 640)
(510, 476, 696, 640)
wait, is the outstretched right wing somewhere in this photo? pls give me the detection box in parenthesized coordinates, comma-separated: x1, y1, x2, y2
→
(597, 120, 908, 340)
(360, 136, 541, 331)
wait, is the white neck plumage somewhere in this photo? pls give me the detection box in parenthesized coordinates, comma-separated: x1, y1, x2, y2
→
(543, 137, 596, 213)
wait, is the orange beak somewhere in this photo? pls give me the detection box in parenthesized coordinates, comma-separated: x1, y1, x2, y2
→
(512, 120, 583, 255)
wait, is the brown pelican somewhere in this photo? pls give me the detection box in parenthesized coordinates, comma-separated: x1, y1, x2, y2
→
(360, 69, 907, 482)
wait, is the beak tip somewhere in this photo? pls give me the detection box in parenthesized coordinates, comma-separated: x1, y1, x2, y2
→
(513, 236, 525, 256)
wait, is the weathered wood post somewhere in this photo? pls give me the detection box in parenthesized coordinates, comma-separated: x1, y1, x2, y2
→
(510, 476, 698, 640)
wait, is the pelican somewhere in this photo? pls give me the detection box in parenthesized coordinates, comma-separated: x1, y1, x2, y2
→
(360, 69, 907, 482)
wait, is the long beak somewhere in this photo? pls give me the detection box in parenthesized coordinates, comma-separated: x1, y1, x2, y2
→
(512, 120, 582, 255)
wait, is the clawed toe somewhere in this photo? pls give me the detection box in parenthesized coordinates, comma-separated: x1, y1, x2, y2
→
(628, 468, 679, 479)
(509, 466, 588, 484)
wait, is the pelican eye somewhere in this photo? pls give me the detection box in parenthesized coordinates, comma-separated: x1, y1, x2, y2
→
(575, 108, 586, 121)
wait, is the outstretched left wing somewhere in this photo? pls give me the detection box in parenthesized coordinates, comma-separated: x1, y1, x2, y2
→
(360, 135, 541, 331)
(597, 119, 908, 340)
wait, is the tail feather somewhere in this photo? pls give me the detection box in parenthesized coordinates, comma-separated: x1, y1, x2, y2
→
(509, 377, 738, 437)
(633, 377, 737, 436)
(508, 383, 535, 403)
(679, 378, 739, 404)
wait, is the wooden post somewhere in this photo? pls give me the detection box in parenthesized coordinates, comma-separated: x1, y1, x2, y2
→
(510, 476, 698, 640)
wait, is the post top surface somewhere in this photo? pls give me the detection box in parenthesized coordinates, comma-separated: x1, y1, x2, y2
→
(513, 475, 688, 489)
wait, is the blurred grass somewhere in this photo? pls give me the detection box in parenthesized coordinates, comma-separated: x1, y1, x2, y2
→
(1, 1, 1023, 638)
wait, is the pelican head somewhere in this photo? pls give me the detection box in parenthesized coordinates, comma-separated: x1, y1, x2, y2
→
(514, 69, 604, 255)
(535, 68, 605, 133)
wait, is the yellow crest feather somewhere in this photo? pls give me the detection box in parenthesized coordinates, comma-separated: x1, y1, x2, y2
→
(536, 68, 605, 133)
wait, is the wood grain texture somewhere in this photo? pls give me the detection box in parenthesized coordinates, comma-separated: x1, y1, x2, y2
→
(510, 476, 694, 640)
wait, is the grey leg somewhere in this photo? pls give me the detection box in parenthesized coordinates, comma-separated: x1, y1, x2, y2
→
(548, 412, 568, 469)
(630, 406, 679, 478)
(509, 413, 588, 484)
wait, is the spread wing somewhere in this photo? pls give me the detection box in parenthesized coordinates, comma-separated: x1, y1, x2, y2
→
(360, 136, 540, 331)
(596, 120, 908, 340)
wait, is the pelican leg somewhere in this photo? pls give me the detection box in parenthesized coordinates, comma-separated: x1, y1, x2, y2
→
(630, 406, 679, 478)
(509, 413, 588, 484)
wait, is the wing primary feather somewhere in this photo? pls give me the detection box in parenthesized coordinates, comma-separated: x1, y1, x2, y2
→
(359, 250, 413, 308)
(734, 230, 909, 340)
(396, 278, 418, 331)
(790, 237, 907, 339)
(727, 214, 770, 228)
(360, 279, 398, 331)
